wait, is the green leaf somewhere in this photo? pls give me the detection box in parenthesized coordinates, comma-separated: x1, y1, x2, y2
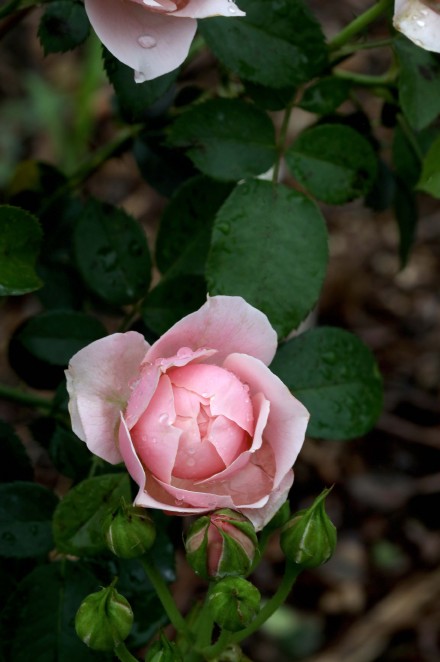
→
(168, 98, 276, 181)
(270, 327, 383, 440)
(1, 562, 112, 662)
(142, 274, 207, 336)
(299, 77, 351, 115)
(103, 48, 178, 123)
(285, 124, 378, 204)
(156, 175, 234, 276)
(17, 310, 107, 366)
(0, 420, 33, 483)
(0, 482, 58, 558)
(0, 205, 43, 296)
(392, 124, 422, 187)
(49, 426, 93, 482)
(417, 133, 440, 197)
(74, 198, 151, 306)
(38, 1, 90, 54)
(394, 180, 418, 268)
(134, 134, 196, 197)
(394, 35, 440, 130)
(0, 0, 49, 20)
(199, 0, 327, 89)
(206, 180, 328, 337)
(53, 474, 131, 556)
(244, 81, 296, 111)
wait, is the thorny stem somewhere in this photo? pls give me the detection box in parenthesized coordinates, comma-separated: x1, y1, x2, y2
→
(141, 556, 193, 643)
(328, 0, 393, 51)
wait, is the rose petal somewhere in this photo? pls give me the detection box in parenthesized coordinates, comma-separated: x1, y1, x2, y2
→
(167, 363, 254, 433)
(172, 434, 226, 480)
(223, 354, 309, 488)
(241, 470, 294, 530)
(174, 0, 245, 18)
(65, 332, 149, 463)
(146, 295, 278, 367)
(126, 347, 215, 429)
(393, 0, 440, 52)
(84, 0, 197, 81)
(130, 374, 181, 483)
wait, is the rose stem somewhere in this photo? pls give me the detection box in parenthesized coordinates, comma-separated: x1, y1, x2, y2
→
(0, 383, 53, 410)
(114, 642, 139, 662)
(140, 556, 193, 643)
(201, 562, 302, 659)
(328, 0, 393, 52)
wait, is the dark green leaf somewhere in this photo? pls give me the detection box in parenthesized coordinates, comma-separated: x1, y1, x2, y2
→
(285, 124, 378, 204)
(299, 77, 351, 115)
(8, 322, 65, 390)
(0, 482, 58, 558)
(417, 133, 440, 197)
(0, 420, 33, 483)
(142, 274, 207, 336)
(168, 98, 276, 181)
(244, 81, 296, 111)
(156, 175, 233, 275)
(0, 562, 112, 662)
(199, 0, 327, 88)
(49, 426, 93, 482)
(394, 35, 440, 130)
(206, 180, 328, 337)
(394, 180, 418, 268)
(392, 123, 422, 187)
(38, 1, 90, 54)
(53, 474, 131, 556)
(0, 0, 48, 20)
(74, 198, 151, 306)
(270, 327, 383, 440)
(134, 134, 196, 197)
(0, 205, 43, 296)
(17, 310, 106, 366)
(103, 48, 178, 123)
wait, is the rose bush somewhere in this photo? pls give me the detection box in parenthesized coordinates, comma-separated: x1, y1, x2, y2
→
(84, 0, 245, 83)
(394, 0, 440, 52)
(66, 296, 309, 530)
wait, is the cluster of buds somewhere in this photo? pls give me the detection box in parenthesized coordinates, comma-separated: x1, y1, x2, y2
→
(184, 508, 258, 581)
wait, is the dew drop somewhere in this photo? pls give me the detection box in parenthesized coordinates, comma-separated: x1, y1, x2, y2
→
(175, 498, 184, 506)
(228, 1, 237, 14)
(151, 437, 157, 444)
(177, 346, 192, 358)
(159, 412, 169, 424)
(187, 446, 196, 455)
(416, 19, 426, 26)
(138, 34, 157, 49)
(217, 223, 230, 235)
(187, 458, 195, 467)
(134, 70, 147, 83)
(202, 392, 211, 398)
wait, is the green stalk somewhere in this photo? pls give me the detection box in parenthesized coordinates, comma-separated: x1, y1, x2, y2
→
(0, 383, 53, 410)
(328, 0, 393, 51)
(114, 642, 140, 662)
(201, 563, 301, 659)
(140, 556, 193, 643)
(333, 67, 397, 87)
(272, 100, 295, 184)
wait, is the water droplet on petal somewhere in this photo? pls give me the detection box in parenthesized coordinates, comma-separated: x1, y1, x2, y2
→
(187, 458, 195, 466)
(228, 1, 237, 14)
(138, 34, 157, 49)
(177, 346, 192, 358)
(175, 498, 184, 506)
(151, 437, 157, 444)
(187, 447, 196, 455)
(159, 413, 169, 424)
(202, 392, 211, 398)
(134, 70, 147, 83)
(416, 19, 425, 27)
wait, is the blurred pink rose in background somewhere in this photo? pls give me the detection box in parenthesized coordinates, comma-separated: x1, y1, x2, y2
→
(84, 0, 245, 82)
(66, 296, 309, 530)
(394, 0, 440, 52)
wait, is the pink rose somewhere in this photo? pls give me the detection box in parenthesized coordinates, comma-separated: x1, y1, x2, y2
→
(393, 0, 440, 52)
(84, 0, 245, 83)
(66, 296, 309, 530)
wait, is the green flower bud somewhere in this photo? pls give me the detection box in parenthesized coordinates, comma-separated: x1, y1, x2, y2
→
(145, 633, 182, 661)
(104, 503, 156, 559)
(209, 577, 260, 632)
(185, 509, 258, 581)
(280, 488, 337, 569)
(75, 584, 133, 651)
